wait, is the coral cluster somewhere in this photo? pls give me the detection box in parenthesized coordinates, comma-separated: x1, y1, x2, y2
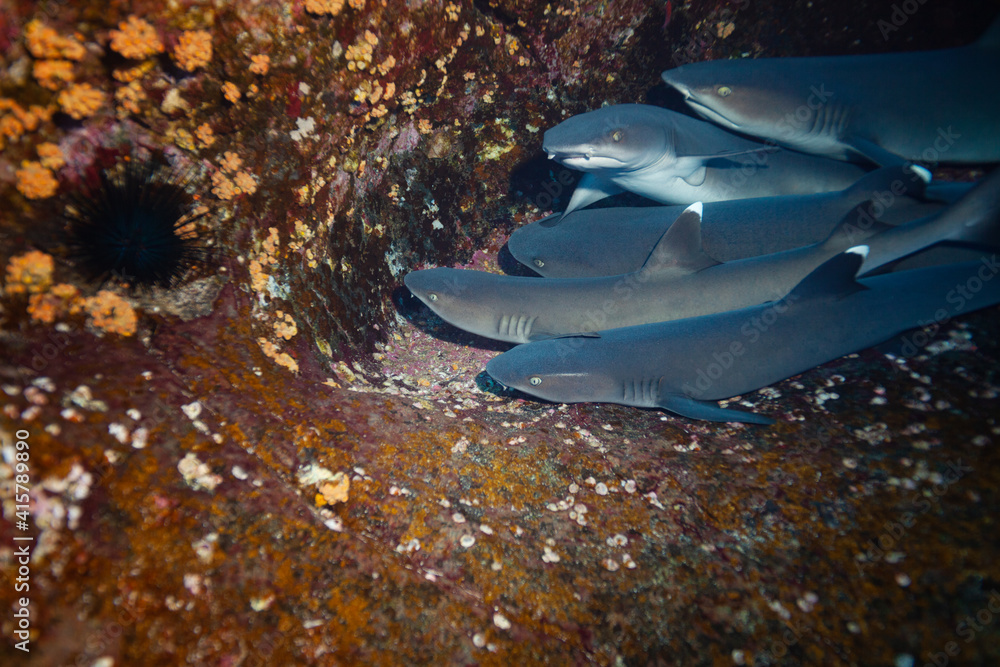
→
(15, 161, 59, 199)
(77, 290, 138, 335)
(174, 30, 213, 71)
(4, 250, 54, 294)
(109, 16, 164, 59)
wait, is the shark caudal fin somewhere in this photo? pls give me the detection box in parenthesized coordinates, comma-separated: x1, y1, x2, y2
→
(843, 164, 930, 202)
(943, 168, 1000, 248)
(636, 202, 721, 279)
(819, 200, 895, 250)
(786, 246, 869, 301)
(842, 136, 908, 167)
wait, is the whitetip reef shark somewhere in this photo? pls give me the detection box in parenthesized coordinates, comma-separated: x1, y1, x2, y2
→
(509, 166, 968, 278)
(660, 18, 1000, 166)
(541, 103, 869, 216)
(485, 249, 1000, 424)
(405, 170, 999, 344)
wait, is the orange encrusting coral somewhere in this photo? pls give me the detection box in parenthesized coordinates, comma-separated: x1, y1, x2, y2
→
(115, 81, 146, 116)
(27, 283, 81, 324)
(195, 123, 216, 147)
(345, 31, 378, 71)
(304, 0, 345, 16)
(5, 250, 54, 294)
(249, 54, 270, 75)
(33, 59, 75, 90)
(57, 83, 106, 119)
(220, 151, 242, 173)
(233, 171, 258, 195)
(24, 20, 86, 60)
(76, 290, 138, 336)
(37, 142, 65, 170)
(258, 337, 299, 372)
(222, 81, 241, 103)
(15, 161, 59, 199)
(174, 30, 213, 71)
(109, 16, 164, 59)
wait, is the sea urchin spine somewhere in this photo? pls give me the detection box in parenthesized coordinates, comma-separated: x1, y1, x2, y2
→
(65, 157, 207, 288)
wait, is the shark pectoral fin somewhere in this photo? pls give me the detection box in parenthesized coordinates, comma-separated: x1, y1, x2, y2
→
(638, 202, 721, 278)
(562, 174, 623, 218)
(677, 147, 778, 184)
(657, 394, 775, 425)
(786, 246, 869, 301)
(844, 136, 907, 168)
(528, 331, 602, 342)
(670, 156, 709, 185)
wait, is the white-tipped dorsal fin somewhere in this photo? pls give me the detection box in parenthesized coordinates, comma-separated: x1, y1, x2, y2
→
(786, 246, 869, 301)
(637, 202, 720, 278)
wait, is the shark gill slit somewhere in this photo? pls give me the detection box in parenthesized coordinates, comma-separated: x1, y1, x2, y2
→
(810, 102, 849, 141)
(623, 377, 663, 403)
(497, 314, 536, 339)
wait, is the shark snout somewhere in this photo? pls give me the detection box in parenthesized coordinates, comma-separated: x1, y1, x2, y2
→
(660, 68, 695, 99)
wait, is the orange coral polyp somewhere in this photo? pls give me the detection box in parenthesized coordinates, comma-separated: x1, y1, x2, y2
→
(58, 83, 106, 119)
(25, 20, 86, 60)
(174, 30, 213, 71)
(81, 290, 138, 336)
(15, 161, 59, 199)
(33, 59, 76, 90)
(109, 16, 164, 59)
(5, 250, 55, 294)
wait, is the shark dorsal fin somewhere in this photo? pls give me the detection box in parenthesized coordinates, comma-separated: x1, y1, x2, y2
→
(637, 202, 721, 278)
(786, 246, 869, 301)
(821, 200, 896, 250)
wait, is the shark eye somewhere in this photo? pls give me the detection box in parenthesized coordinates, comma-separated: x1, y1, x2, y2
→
(611, 130, 623, 142)
(717, 86, 732, 97)
(529, 376, 542, 386)
(533, 259, 545, 268)
(428, 293, 439, 301)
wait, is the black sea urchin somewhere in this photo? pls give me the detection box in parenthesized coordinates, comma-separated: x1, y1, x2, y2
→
(65, 157, 207, 288)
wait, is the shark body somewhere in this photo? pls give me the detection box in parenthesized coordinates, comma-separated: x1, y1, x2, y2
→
(541, 104, 870, 216)
(509, 166, 964, 278)
(485, 251, 1000, 424)
(660, 19, 1000, 166)
(406, 175, 1000, 343)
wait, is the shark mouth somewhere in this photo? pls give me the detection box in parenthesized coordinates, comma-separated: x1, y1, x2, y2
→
(545, 149, 628, 168)
(682, 98, 743, 132)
